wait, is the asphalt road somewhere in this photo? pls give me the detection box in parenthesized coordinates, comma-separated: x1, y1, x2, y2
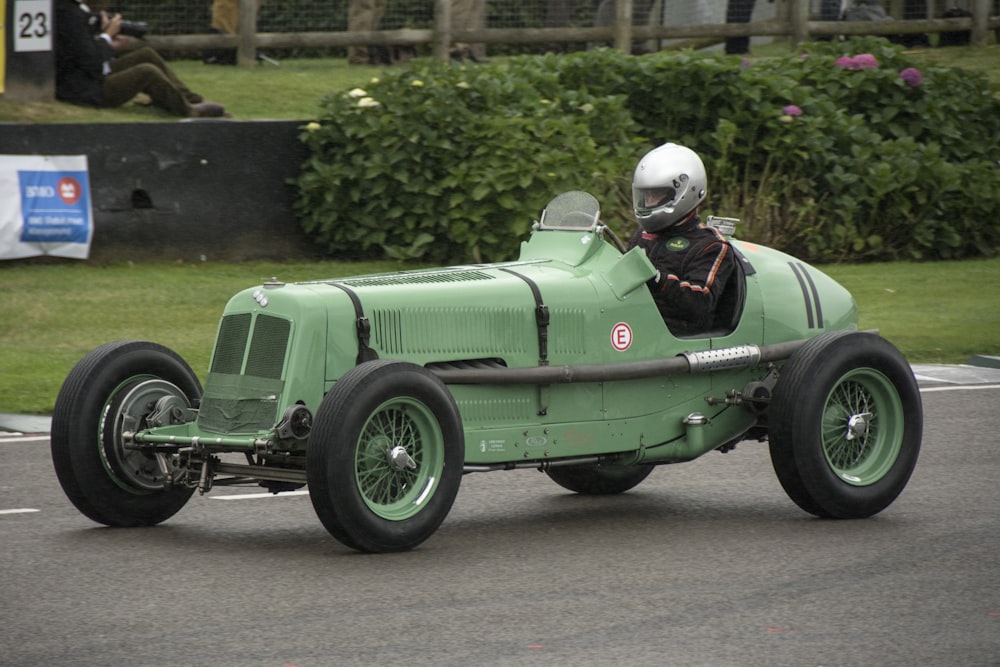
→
(2, 380, 998, 667)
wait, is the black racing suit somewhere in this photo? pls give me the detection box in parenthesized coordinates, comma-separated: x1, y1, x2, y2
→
(627, 215, 735, 336)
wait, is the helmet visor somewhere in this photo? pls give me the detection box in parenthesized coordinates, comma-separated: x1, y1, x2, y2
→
(635, 186, 676, 215)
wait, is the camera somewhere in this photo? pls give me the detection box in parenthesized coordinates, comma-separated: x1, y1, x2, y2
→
(118, 20, 149, 39)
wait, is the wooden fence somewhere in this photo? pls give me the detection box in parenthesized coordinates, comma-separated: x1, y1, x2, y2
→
(146, 0, 1000, 66)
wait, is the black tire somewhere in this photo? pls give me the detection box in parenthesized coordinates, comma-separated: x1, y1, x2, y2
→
(306, 360, 464, 553)
(768, 331, 922, 519)
(51, 340, 201, 526)
(546, 463, 654, 495)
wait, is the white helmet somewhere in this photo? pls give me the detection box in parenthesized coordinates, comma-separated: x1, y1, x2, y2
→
(632, 143, 707, 232)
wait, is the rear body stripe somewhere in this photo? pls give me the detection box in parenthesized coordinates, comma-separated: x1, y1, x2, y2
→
(788, 262, 818, 329)
(798, 263, 823, 327)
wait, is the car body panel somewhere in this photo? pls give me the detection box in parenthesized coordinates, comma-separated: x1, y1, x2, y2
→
(157, 214, 856, 470)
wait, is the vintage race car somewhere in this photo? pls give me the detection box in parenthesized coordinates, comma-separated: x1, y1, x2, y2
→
(52, 191, 923, 552)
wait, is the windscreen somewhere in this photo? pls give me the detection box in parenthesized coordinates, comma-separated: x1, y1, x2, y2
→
(538, 191, 600, 230)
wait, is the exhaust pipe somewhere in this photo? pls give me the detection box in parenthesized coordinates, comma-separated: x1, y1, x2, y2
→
(431, 338, 813, 385)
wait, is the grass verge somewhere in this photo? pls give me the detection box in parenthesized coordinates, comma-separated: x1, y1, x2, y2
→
(0, 59, 389, 123)
(1, 256, 998, 415)
(0, 258, 411, 415)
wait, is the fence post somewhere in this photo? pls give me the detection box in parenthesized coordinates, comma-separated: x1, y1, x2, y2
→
(789, 0, 810, 47)
(237, 0, 258, 66)
(433, 0, 453, 62)
(614, 0, 633, 54)
(970, 0, 990, 46)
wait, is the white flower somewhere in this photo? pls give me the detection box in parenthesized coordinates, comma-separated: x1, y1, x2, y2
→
(347, 88, 368, 98)
(357, 97, 380, 108)
(305, 121, 321, 132)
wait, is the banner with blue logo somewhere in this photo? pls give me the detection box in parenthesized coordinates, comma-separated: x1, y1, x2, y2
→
(1, 155, 93, 260)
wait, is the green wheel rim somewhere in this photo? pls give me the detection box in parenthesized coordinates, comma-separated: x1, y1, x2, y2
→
(820, 368, 904, 486)
(354, 397, 444, 520)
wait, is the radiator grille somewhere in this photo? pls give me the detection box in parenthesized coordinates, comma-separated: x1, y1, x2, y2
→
(246, 314, 290, 379)
(210, 313, 251, 374)
(200, 311, 289, 434)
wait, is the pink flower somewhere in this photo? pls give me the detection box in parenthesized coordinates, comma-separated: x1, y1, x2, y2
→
(835, 55, 857, 69)
(782, 104, 803, 117)
(835, 54, 879, 71)
(853, 53, 879, 69)
(899, 67, 923, 87)
(741, 58, 751, 68)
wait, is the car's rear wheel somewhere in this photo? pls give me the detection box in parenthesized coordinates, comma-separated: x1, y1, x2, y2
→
(546, 463, 654, 495)
(307, 360, 463, 552)
(768, 331, 922, 518)
(51, 341, 200, 526)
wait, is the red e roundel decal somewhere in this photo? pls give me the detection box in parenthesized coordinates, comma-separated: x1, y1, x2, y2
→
(611, 322, 632, 352)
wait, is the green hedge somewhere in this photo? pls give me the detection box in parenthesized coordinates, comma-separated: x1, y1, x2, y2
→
(294, 60, 641, 263)
(294, 38, 1000, 264)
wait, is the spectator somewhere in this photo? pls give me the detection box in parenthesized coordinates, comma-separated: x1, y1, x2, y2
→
(348, 0, 482, 65)
(347, 0, 386, 65)
(451, 0, 487, 62)
(205, 0, 239, 64)
(726, 0, 843, 54)
(203, 0, 269, 65)
(55, 0, 227, 117)
(210, 0, 243, 35)
(724, 0, 756, 54)
(593, 0, 658, 54)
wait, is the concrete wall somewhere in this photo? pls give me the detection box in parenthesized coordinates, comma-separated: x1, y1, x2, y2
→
(0, 120, 317, 263)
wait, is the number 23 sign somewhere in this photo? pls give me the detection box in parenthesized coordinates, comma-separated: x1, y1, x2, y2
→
(15, 0, 53, 52)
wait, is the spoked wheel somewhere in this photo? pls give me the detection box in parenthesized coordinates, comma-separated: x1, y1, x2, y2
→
(768, 331, 922, 519)
(51, 341, 201, 526)
(306, 360, 463, 553)
(546, 463, 654, 495)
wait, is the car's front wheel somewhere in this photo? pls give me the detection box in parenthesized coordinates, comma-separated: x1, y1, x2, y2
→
(768, 331, 922, 519)
(51, 341, 201, 526)
(306, 360, 464, 552)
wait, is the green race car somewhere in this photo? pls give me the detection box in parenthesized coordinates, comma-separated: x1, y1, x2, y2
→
(51, 191, 923, 552)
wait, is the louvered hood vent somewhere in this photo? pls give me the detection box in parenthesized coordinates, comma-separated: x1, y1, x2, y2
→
(340, 269, 495, 288)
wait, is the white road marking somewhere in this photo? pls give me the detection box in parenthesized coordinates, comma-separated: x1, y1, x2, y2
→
(920, 384, 1000, 393)
(210, 490, 309, 500)
(0, 508, 41, 515)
